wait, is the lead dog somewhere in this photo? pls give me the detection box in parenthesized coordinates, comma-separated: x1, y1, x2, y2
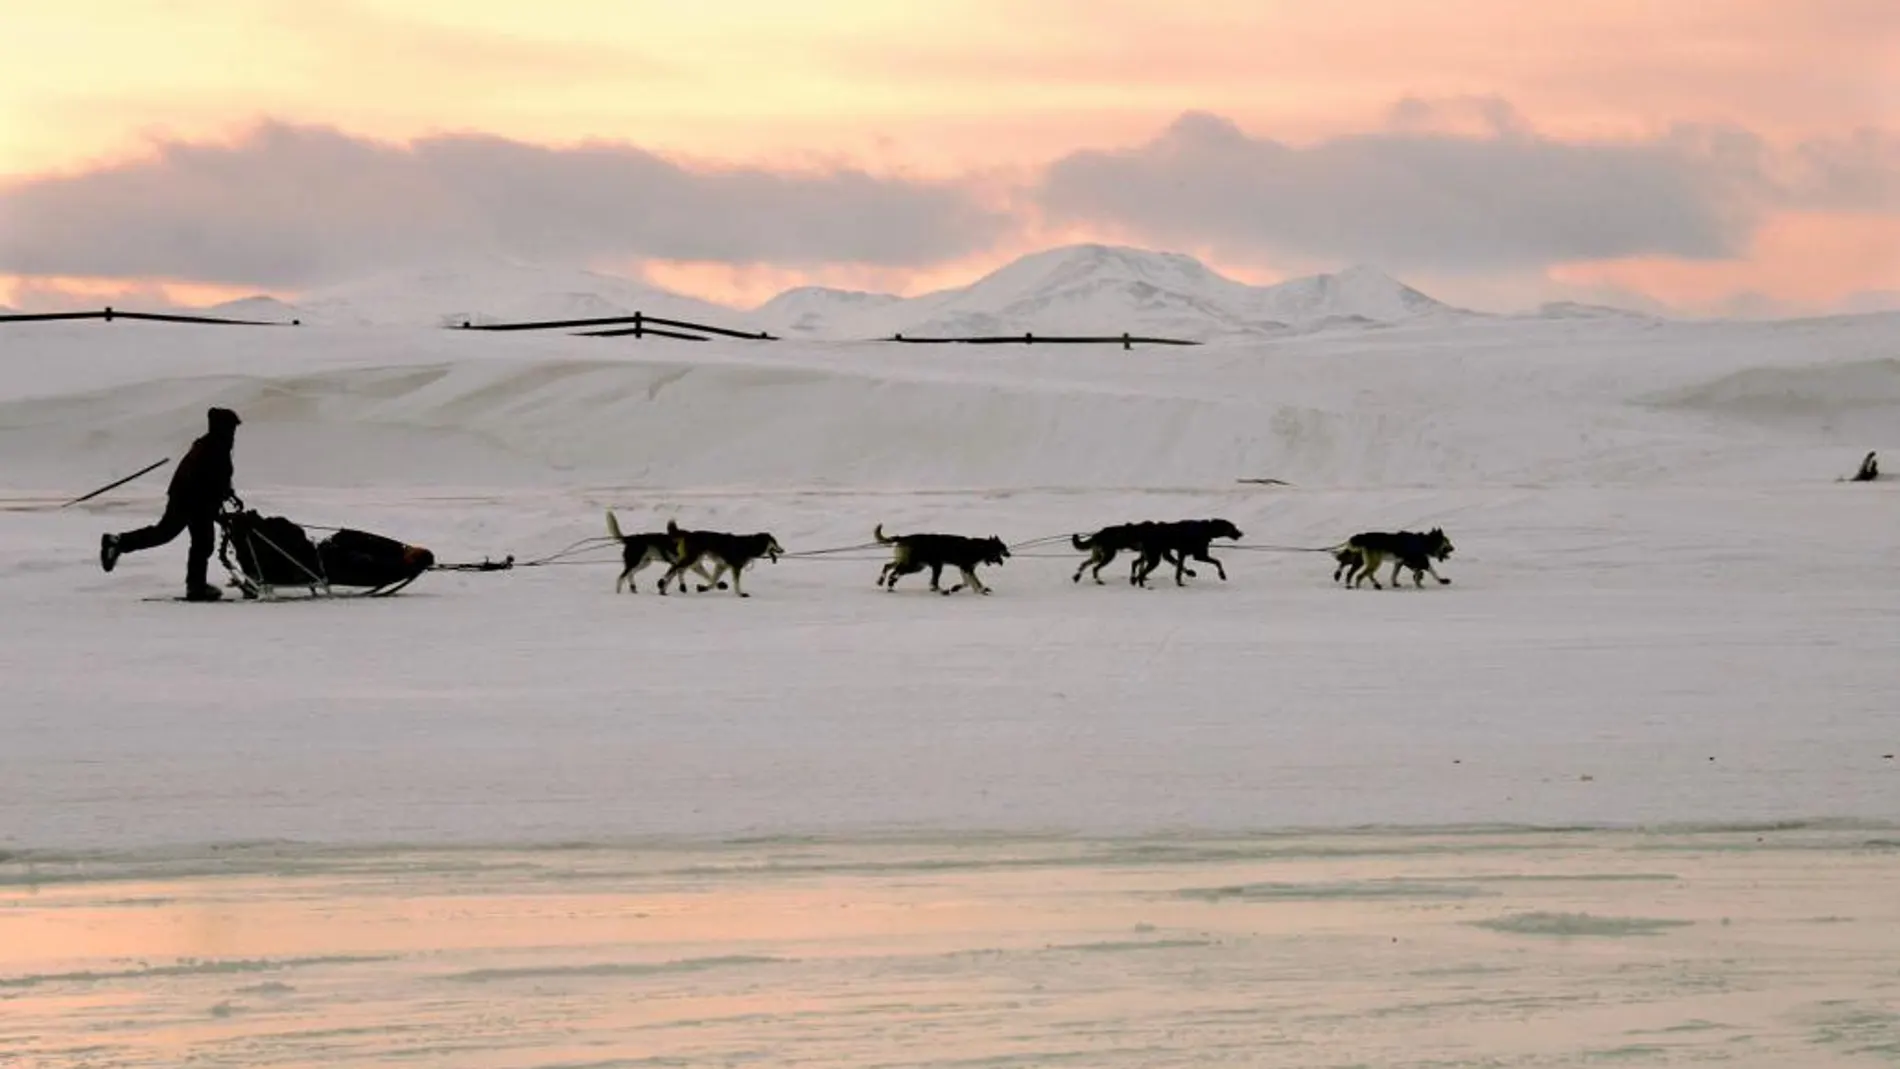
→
(606, 510, 720, 593)
(1332, 528, 1454, 589)
(873, 524, 1010, 595)
(657, 520, 784, 597)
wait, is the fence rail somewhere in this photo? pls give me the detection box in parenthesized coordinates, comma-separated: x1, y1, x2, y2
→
(0, 307, 296, 327)
(892, 332, 1200, 349)
(456, 312, 775, 341)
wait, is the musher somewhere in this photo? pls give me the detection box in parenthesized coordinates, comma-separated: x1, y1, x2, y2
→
(99, 406, 244, 601)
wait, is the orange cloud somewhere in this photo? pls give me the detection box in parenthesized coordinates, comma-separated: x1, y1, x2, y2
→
(2, 1, 1895, 313)
(1550, 212, 1900, 314)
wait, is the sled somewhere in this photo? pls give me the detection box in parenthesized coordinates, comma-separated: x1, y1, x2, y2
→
(216, 507, 437, 600)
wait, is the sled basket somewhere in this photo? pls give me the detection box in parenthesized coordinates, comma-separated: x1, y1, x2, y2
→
(218, 509, 435, 598)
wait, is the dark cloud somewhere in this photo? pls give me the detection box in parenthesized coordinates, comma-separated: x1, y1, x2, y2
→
(0, 123, 1008, 287)
(1035, 107, 1780, 271)
(1786, 128, 1900, 212)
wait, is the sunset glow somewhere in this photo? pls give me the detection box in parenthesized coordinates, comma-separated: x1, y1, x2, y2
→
(2, 1, 1895, 314)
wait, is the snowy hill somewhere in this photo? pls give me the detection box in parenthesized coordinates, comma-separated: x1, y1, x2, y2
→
(2, 306, 1897, 861)
(751, 244, 1469, 341)
(177, 245, 1462, 340)
(293, 257, 751, 329)
(754, 286, 906, 337)
(205, 295, 306, 322)
(1531, 300, 1662, 321)
(1241, 263, 1458, 326)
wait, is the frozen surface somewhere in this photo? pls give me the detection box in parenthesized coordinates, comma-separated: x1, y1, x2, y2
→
(4, 829, 1900, 1068)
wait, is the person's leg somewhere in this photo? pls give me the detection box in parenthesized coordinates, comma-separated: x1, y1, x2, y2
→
(102, 506, 187, 571)
(184, 513, 220, 598)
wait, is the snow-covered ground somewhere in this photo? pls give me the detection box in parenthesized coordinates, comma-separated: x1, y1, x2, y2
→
(1, 299, 1895, 850)
(2, 278, 1897, 1065)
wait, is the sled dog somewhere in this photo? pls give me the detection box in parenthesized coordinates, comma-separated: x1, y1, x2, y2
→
(873, 524, 1010, 595)
(606, 510, 719, 593)
(1332, 528, 1454, 589)
(658, 520, 783, 597)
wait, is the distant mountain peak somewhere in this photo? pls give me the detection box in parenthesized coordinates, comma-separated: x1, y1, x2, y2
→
(755, 245, 1468, 340)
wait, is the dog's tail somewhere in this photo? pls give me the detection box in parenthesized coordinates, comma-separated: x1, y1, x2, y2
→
(873, 523, 896, 545)
(1071, 532, 1095, 550)
(606, 509, 625, 542)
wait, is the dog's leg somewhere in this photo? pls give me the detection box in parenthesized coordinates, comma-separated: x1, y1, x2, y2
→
(1089, 549, 1114, 585)
(926, 562, 945, 593)
(1197, 551, 1228, 581)
(1389, 559, 1405, 590)
(695, 559, 726, 593)
(1353, 552, 1382, 589)
(958, 566, 988, 595)
(1424, 560, 1450, 585)
(657, 552, 697, 595)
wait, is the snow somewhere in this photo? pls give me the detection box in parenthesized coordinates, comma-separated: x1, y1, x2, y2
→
(1, 302, 1895, 853)
(2, 293, 1897, 1066)
(751, 245, 1471, 340)
(198, 244, 1475, 340)
(203, 294, 304, 322)
(289, 255, 750, 328)
(754, 285, 906, 338)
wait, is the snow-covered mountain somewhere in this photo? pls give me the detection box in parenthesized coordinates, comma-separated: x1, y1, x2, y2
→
(1241, 263, 1454, 327)
(753, 245, 1469, 341)
(754, 286, 906, 338)
(188, 245, 1464, 339)
(289, 257, 751, 329)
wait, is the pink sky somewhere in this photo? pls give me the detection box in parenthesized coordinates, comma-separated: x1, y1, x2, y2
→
(1, 0, 1895, 314)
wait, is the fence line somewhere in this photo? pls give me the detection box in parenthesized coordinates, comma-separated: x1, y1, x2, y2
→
(1, 307, 1204, 348)
(0, 307, 296, 327)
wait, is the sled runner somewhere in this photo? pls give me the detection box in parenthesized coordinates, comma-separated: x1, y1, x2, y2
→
(216, 507, 438, 599)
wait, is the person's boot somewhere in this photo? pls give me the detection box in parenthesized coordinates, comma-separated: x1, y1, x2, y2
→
(184, 583, 224, 602)
(100, 534, 121, 573)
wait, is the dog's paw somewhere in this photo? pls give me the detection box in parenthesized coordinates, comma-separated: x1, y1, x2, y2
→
(1439, 578, 1452, 585)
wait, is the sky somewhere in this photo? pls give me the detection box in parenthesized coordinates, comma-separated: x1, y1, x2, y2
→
(1, 0, 1896, 316)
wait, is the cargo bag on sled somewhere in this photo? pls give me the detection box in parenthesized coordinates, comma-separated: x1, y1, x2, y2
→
(219, 509, 436, 597)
